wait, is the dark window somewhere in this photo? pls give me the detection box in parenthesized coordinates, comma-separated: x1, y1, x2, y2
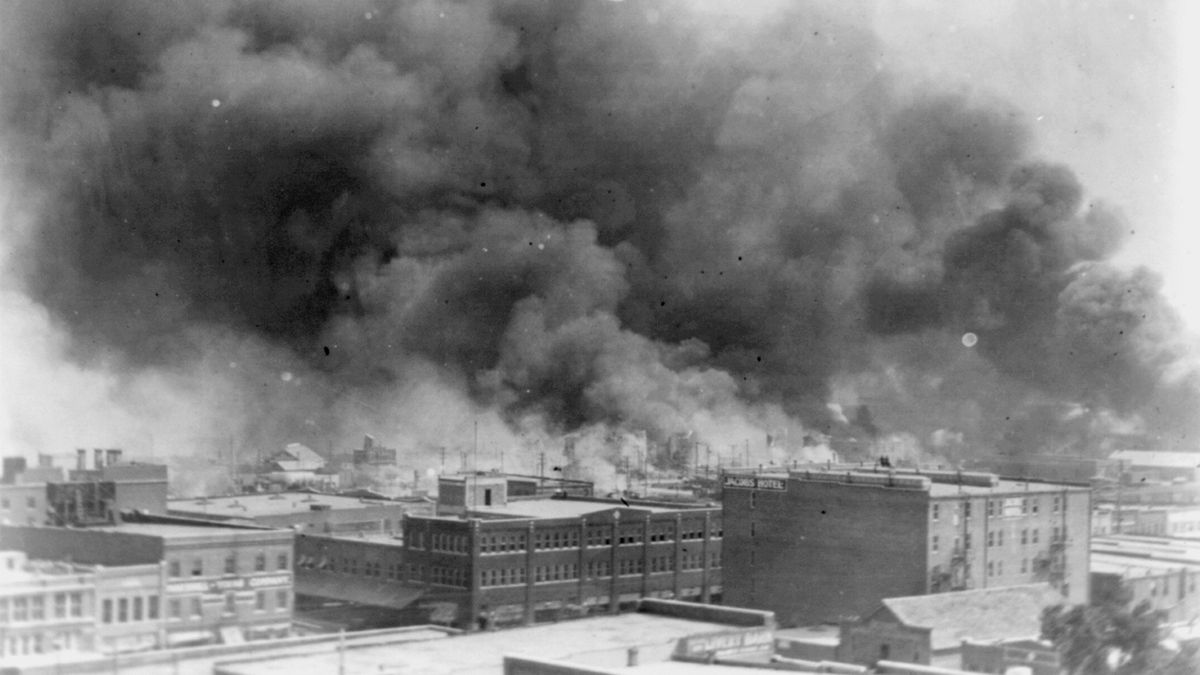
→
(224, 593, 236, 615)
(117, 598, 128, 622)
(169, 560, 180, 577)
(168, 599, 180, 619)
(255, 553, 266, 571)
(278, 553, 289, 570)
(191, 559, 203, 577)
(225, 555, 236, 574)
(133, 597, 143, 621)
(276, 590, 289, 610)
(148, 596, 159, 619)
(102, 599, 112, 624)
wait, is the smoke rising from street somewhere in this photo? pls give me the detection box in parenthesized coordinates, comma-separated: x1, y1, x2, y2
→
(0, 0, 1194, 478)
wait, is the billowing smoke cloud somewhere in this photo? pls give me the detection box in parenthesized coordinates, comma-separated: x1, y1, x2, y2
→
(0, 0, 1195, 487)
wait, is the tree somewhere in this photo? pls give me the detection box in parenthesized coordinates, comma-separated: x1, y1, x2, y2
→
(1040, 594, 1165, 675)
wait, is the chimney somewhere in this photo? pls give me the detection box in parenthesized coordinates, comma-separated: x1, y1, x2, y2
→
(363, 435, 375, 451)
(77, 448, 87, 471)
(106, 448, 123, 466)
(94, 448, 104, 469)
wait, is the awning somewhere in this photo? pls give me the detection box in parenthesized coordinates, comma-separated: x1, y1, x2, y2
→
(296, 571, 425, 609)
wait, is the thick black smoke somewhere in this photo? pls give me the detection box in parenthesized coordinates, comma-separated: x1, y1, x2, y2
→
(1, 0, 1195, 466)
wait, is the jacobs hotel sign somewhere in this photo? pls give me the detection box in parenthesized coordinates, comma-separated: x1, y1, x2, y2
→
(722, 474, 787, 491)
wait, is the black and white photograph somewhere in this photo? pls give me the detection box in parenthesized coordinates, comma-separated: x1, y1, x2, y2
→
(0, 1, 1197, 673)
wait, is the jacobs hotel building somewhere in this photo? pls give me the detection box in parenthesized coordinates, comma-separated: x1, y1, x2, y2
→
(721, 467, 1090, 627)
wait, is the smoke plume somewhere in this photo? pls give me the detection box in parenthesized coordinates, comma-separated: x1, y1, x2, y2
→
(0, 0, 1194, 485)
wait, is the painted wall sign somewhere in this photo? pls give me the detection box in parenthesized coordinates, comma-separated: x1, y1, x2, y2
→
(722, 475, 787, 491)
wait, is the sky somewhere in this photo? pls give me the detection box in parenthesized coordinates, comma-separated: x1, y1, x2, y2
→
(0, 0, 1195, 474)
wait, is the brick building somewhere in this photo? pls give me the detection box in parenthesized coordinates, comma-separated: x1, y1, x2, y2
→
(0, 551, 93, 659)
(722, 468, 1090, 627)
(294, 473, 722, 630)
(1, 520, 294, 647)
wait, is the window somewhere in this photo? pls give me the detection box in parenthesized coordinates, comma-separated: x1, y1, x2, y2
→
(964, 501, 972, 519)
(191, 559, 203, 577)
(932, 535, 939, 553)
(31, 596, 44, 621)
(932, 504, 940, 521)
(26, 496, 36, 508)
(987, 532, 994, 547)
(750, 491, 756, 509)
(148, 596, 159, 620)
(278, 553, 289, 570)
(988, 561, 994, 577)
(168, 599, 181, 619)
(964, 533, 972, 549)
(750, 522, 756, 537)
(987, 501, 995, 518)
(0, 496, 8, 509)
(256, 591, 266, 611)
(225, 555, 236, 574)
(118, 598, 128, 622)
(1032, 529, 1040, 544)
(14, 596, 28, 622)
(1032, 499, 1039, 515)
(224, 593, 236, 616)
(1021, 529, 1028, 545)
(133, 597, 143, 621)
(1021, 558, 1028, 574)
(191, 597, 202, 617)
(102, 599, 113, 624)
(169, 560, 181, 577)
(54, 593, 66, 619)
(997, 530, 1004, 546)
(276, 590, 289, 610)
(69, 592, 82, 618)
(255, 553, 266, 572)
(1053, 496, 1061, 513)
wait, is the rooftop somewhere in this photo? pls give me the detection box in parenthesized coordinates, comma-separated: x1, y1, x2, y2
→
(736, 467, 1089, 496)
(216, 610, 737, 675)
(878, 584, 1063, 652)
(87, 522, 283, 540)
(168, 492, 401, 519)
(1091, 552, 1197, 577)
(1109, 450, 1200, 468)
(470, 497, 691, 520)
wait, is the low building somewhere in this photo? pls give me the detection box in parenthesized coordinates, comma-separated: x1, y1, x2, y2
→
(1108, 450, 1200, 485)
(1, 450, 168, 528)
(722, 467, 1090, 627)
(167, 491, 432, 534)
(1, 520, 294, 647)
(1091, 535, 1200, 624)
(836, 584, 1064, 669)
(960, 638, 1063, 675)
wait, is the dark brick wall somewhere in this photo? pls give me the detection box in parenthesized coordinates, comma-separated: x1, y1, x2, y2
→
(723, 479, 929, 627)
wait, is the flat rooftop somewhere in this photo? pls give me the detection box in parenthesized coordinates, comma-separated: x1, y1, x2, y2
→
(1092, 535, 1200, 565)
(87, 522, 283, 539)
(168, 492, 402, 518)
(471, 498, 689, 520)
(217, 612, 735, 675)
(1092, 552, 1198, 577)
(741, 467, 1089, 497)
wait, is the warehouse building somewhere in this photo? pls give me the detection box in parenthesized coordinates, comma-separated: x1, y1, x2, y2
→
(167, 491, 433, 535)
(722, 467, 1090, 627)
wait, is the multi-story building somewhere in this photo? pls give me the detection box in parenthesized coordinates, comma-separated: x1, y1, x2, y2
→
(1, 450, 168, 528)
(1, 519, 294, 647)
(294, 473, 722, 630)
(0, 551, 94, 660)
(722, 467, 1090, 627)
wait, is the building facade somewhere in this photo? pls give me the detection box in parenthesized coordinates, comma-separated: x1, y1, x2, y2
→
(292, 475, 722, 630)
(1, 520, 294, 647)
(722, 468, 1090, 627)
(0, 551, 94, 660)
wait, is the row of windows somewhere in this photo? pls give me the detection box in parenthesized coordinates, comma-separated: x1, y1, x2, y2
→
(430, 565, 467, 588)
(481, 533, 527, 554)
(0, 592, 84, 623)
(101, 595, 159, 624)
(165, 590, 289, 619)
(933, 527, 1068, 553)
(168, 551, 289, 577)
(932, 496, 1068, 522)
(0, 495, 38, 509)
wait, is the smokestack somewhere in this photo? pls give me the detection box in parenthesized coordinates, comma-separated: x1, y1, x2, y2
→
(363, 435, 374, 451)
(94, 448, 104, 469)
(76, 448, 86, 471)
(2, 457, 27, 485)
(106, 448, 122, 466)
